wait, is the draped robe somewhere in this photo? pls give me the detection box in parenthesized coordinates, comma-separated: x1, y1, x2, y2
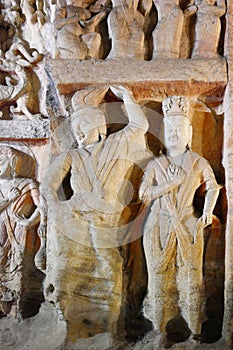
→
(43, 124, 151, 342)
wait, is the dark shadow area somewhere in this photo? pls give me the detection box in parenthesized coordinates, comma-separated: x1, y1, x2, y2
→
(57, 168, 73, 201)
(20, 267, 45, 319)
(165, 316, 191, 347)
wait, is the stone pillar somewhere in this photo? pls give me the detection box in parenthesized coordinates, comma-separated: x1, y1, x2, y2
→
(222, 1, 233, 346)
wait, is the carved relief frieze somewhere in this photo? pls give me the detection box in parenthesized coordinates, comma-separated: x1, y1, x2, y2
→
(0, 1, 231, 349)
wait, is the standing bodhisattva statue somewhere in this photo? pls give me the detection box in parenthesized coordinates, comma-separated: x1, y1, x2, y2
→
(140, 96, 220, 343)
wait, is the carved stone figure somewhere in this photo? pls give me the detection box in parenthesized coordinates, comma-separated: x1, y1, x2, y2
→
(152, 0, 184, 59)
(0, 64, 25, 111)
(140, 96, 220, 344)
(21, 0, 50, 54)
(192, 0, 226, 58)
(0, 145, 46, 319)
(107, 0, 147, 60)
(41, 85, 150, 342)
(54, 0, 107, 59)
(180, 1, 197, 59)
(1, 0, 24, 47)
(0, 38, 43, 120)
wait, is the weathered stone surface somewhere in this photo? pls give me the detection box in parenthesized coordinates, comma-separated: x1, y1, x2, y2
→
(46, 58, 227, 99)
(0, 145, 46, 320)
(0, 120, 50, 139)
(140, 96, 221, 345)
(192, 0, 226, 59)
(40, 86, 152, 343)
(0, 0, 231, 349)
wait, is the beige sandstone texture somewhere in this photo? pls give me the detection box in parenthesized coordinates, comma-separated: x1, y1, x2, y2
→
(0, 1, 231, 350)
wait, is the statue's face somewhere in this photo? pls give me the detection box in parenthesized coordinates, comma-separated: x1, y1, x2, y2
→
(73, 119, 99, 148)
(164, 115, 191, 154)
(71, 108, 106, 148)
(0, 151, 12, 179)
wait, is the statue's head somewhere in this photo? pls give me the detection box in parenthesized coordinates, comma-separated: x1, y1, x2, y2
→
(0, 146, 35, 179)
(162, 96, 192, 154)
(112, 0, 134, 7)
(71, 106, 107, 148)
(65, 1, 91, 18)
(67, 0, 94, 7)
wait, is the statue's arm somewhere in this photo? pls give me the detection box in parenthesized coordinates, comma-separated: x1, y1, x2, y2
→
(201, 180, 221, 227)
(0, 187, 21, 213)
(198, 2, 226, 16)
(110, 85, 149, 133)
(40, 152, 72, 204)
(199, 160, 221, 227)
(54, 8, 80, 30)
(82, 11, 106, 31)
(184, 5, 197, 18)
(140, 161, 185, 205)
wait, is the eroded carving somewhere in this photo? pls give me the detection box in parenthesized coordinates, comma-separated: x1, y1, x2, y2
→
(180, 1, 197, 59)
(0, 0, 24, 51)
(21, 0, 51, 54)
(0, 38, 44, 120)
(0, 145, 46, 319)
(152, 0, 184, 59)
(54, 0, 107, 59)
(107, 0, 151, 60)
(140, 96, 220, 344)
(192, 0, 226, 58)
(41, 85, 151, 341)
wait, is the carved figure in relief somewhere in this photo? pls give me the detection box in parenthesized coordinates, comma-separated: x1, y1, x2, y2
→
(0, 38, 43, 120)
(140, 96, 220, 342)
(1, 0, 24, 45)
(20, 0, 50, 54)
(107, 0, 149, 60)
(41, 85, 150, 340)
(180, 1, 197, 58)
(192, 0, 226, 58)
(0, 146, 46, 318)
(152, 0, 184, 59)
(54, 0, 107, 59)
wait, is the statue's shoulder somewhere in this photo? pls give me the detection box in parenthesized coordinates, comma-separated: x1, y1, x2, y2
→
(188, 150, 211, 170)
(145, 154, 167, 169)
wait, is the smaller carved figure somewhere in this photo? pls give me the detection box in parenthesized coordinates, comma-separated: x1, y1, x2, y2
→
(152, 0, 184, 59)
(192, 0, 226, 58)
(107, 0, 148, 60)
(140, 96, 220, 344)
(180, 1, 197, 58)
(0, 146, 46, 319)
(1, 0, 24, 42)
(21, 0, 49, 54)
(0, 38, 43, 120)
(54, 0, 107, 59)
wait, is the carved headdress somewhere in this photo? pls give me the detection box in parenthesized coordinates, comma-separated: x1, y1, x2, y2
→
(71, 86, 109, 138)
(162, 96, 190, 122)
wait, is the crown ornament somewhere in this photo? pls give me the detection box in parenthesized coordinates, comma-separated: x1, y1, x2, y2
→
(162, 96, 190, 118)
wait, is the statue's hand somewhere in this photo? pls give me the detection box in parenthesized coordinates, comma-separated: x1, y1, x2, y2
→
(110, 85, 133, 100)
(199, 212, 213, 228)
(166, 164, 185, 186)
(14, 214, 31, 228)
(8, 187, 21, 201)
